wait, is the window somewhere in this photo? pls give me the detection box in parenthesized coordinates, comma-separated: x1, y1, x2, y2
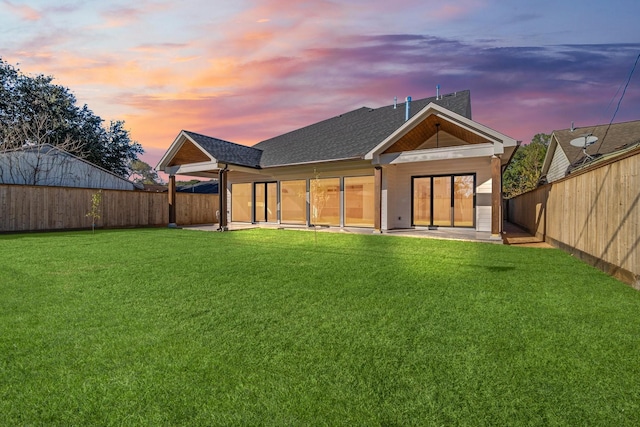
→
(280, 180, 306, 224)
(310, 177, 339, 226)
(344, 176, 374, 227)
(231, 183, 252, 222)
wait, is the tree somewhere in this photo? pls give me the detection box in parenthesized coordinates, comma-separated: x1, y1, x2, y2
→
(0, 57, 143, 178)
(0, 111, 85, 185)
(130, 160, 161, 184)
(503, 133, 550, 198)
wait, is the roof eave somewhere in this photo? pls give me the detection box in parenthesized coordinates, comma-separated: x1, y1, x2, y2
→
(365, 102, 517, 160)
(261, 156, 364, 169)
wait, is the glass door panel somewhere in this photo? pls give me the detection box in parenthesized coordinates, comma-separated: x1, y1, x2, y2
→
(454, 175, 474, 227)
(231, 183, 252, 222)
(432, 176, 452, 226)
(344, 176, 374, 227)
(254, 182, 277, 223)
(254, 183, 266, 222)
(311, 177, 340, 226)
(267, 182, 278, 222)
(280, 180, 306, 224)
(413, 177, 431, 226)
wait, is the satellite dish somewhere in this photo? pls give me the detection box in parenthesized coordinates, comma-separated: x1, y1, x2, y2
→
(570, 134, 598, 147)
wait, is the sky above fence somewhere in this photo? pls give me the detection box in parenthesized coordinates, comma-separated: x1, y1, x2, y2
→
(2, 0, 639, 171)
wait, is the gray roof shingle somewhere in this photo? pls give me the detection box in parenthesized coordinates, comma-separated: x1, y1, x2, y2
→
(184, 131, 263, 168)
(184, 90, 471, 169)
(254, 90, 471, 167)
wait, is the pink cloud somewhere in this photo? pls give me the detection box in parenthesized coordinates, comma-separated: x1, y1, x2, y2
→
(2, 0, 41, 21)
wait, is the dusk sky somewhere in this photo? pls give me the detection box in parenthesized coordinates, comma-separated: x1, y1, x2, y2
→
(2, 0, 639, 173)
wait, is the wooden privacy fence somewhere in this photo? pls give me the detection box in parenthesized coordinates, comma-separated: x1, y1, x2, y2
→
(507, 148, 640, 288)
(0, 184, 219, 232)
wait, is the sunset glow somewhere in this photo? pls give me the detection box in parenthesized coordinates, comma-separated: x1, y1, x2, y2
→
(1, 0, 638, 171)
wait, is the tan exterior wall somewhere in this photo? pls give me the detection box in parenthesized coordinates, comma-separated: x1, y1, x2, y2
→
(225, 156, 496, 231)
(385, 156, 493, 231)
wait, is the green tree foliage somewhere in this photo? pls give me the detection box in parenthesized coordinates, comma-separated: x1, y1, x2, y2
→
(503, 133, 550, 198)
(130, 160, 161, 184)
(0, 58, 143, 177)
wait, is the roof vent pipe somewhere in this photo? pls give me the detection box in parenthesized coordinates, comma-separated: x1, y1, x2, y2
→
(571, 121, 575, 132)
(405, 96, 411, 121)
(394, 96, 397, 109)
(436, 84, 440, 100)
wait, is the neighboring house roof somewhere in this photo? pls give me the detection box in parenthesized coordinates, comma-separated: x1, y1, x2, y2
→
(176, 180, 218, 194)
(158, 90, 474, 172)
(0, 143, 141, 190)
(541, 120, 640, 181)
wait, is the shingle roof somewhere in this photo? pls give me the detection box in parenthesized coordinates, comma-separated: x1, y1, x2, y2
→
(553, 120, 640, 172)
(184, 131, 263, 168)
(183, 90, 471, 169)
(254, 90, 471, 167)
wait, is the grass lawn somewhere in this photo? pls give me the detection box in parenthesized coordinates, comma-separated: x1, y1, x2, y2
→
(1, 228, 639, 425)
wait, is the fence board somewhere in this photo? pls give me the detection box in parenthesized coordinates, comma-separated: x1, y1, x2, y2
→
(508, 149, 640, 288)
(0, 184, 218, 232)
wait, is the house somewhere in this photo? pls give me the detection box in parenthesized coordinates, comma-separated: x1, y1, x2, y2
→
(176, 180, 219, 194)
(541, 120, 640, 183)
(0, 143, 140, 190)
(157, 90, 518, 236)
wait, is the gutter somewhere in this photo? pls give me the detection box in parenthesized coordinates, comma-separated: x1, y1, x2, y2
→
(260, 156, 364, 169)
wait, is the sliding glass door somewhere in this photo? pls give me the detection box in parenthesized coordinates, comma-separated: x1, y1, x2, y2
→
(412, 174, 475, 228)
(254, 182, 277, 222)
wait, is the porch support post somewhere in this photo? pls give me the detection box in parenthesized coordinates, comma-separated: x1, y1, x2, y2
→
(374, 166, 382, 233)
(491, 154, 501, 238)
(168, 174, 177, 228)
(218, 168, 228, 231)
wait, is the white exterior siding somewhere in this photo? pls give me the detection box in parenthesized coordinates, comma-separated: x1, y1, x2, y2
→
(475, 176, 492, 232)
(546, 148, 570, 183)
(384, 156, 493, 232)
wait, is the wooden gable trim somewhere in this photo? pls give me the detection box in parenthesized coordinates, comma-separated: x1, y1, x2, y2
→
(382, 115, 489, 154)
(168, 139, 212, 167)
(366, 103, 517, 161)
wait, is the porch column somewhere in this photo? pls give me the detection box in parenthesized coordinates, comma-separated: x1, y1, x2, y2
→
(374, 166, 382, 233)
(218, 169, 228, 231)
(168, 174, 177, 228)
(491, 154, 501, 237)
